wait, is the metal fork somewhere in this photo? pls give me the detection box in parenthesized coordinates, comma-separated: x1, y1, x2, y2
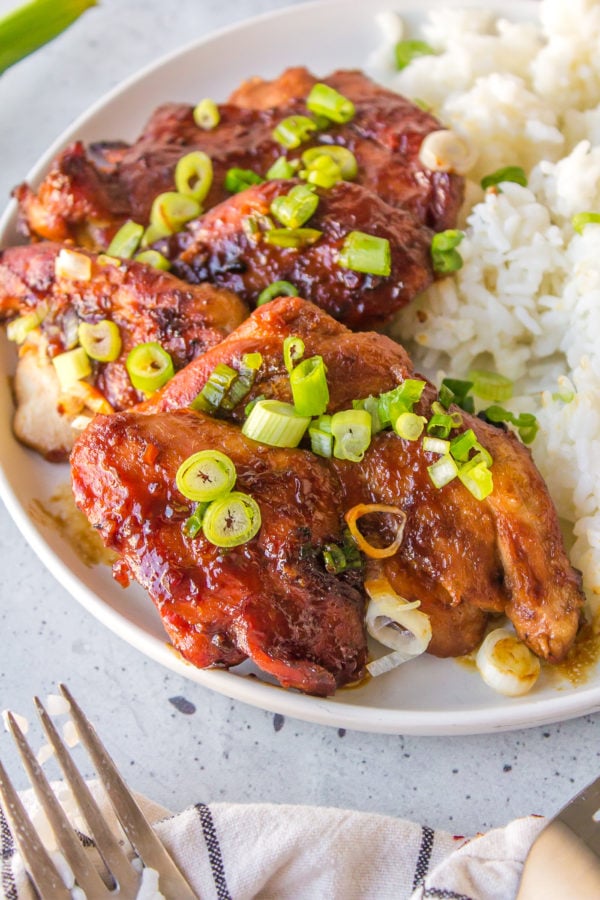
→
(0, 684, 198, 899)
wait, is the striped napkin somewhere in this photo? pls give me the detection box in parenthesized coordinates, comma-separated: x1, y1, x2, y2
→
(0, 785, 545, 899)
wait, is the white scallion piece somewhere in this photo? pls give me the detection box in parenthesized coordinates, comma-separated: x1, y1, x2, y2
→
(476, 628, 541, 697)
(365, 576, 432, 676)
(54, 248, 92, 281)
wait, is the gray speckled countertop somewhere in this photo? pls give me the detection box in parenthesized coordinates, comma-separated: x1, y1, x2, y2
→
(0, 0, 599, 842)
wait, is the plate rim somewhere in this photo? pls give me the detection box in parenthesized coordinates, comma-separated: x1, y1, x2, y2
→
(2, 0, 595, 736)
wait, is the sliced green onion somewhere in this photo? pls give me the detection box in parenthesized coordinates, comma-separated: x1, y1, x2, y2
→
(439, 377, 474, 411)
(242, 399, 310, 447)
(378, 379, 426, 427)
(431, 229, 464, 275)
(290, 355, 329, 417)
(175, 151, 213, 204)
(140, 222, 171, 247)
(256, 280, 298, 306)
(264, 227, 322, 248)
(331, 409, 372, 462)
(78, 319, 121, 362)
(283, 335, 305, 373)
(301, 145, 358, 181)
(449, 429, 477, 462)
(150, 192, 200, 234)
(106, 221, 144, 259)
(427, 413, 454, 439)
(338, 231, 391, 277)
(428, 454, 458, 489)
(176, 450, 236, 502)
(395, 39, 436, 71)
(244, 394, 265, 417)
(242, 214, 275, 240)
(0, 0, 96, 76)
(352, 396, 384, 434)
(202, 491, 261, 548)
(394, 412, 426, 441)
(322, 544, 348, 574)
(193, 98, 220, 130)
(220, 352, 263, 411)
(309, 424, 333, 458)
(6, 309, 46, 344)
(182, 504, 209, 539)
(191, 363, 238, 413)
(270, 184, 319, 229)
(306, 83, 355, 124)
(52, 346, 91, 389)
(571, 212, 600, 234)
(422, 436, 450, 455)
(272, 115, 318, 149)
(134, 249, 172, 271)
(458, 461, 494, 500)
(468, 369, 513, 402)
(482, 405, 539, 445)
(224, 167, 264, 194)
(300, 155, 340, 188)
(481, 166, 528, 190)
(265, 156, 301, 179)
(126, 342, 174, 393)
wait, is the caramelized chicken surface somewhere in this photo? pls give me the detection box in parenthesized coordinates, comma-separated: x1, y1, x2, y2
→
(146, 297, 585, 664)
(71, 407, 367, 696)
(166, 179, 434, 328)
(14, 68, 463, 248)
(0, 242, 247, 458)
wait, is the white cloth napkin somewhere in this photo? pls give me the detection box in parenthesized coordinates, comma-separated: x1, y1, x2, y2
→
(0, 784, 545, 899)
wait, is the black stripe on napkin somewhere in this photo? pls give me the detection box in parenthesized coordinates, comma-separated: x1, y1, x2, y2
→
(413, 824, 435, 889)
(423, 888, 476, 900)
(196, 802, 232, 900)
(0, 805, 18, 900)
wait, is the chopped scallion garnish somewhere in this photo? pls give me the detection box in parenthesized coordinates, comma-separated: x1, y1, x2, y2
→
(193, 98, 220, 130)
(270, 184, 319, 229)
(378, 379, 426, 428)
(175, 151, 213, 204)
(338, 231, 391, 277)
(571, 212, 600, 234)
(191, 363, 238, 413)
(256, 280, 298, 306)
(458, 461, 493, 501)
(331, 409, 372, 462)
(125, 342, 174, 394)
(78, 319, 121, 362)
(481, 405, 539, 444)
(439, 378, 474, 412)
(449, 429, 477, 462)
(202, 491, 261, 548)
(481, 166, 528, 190)
(431, 229, 464, 275)
(0, 0, 96, 75)
(265, 156, 301, 179)
(220, 353, 263, 411)
(224, 167, 264, 194)
(52, 346, 91, 389)
(306, 83, 355, 124)
(395, 39, 436, 71)
(283, 335, 305, 373)
(242, 399, 310, 447)
(394, 412, 426, 441)
(427, 454, 458, 489)
(264, 227, 322, 248)
(134, 249, 171, 271)
(150, 192, 200, 234)
(301, 145, 358, 181)
(467, 369, 513, 402)
(176, 450, 236, 502)
(272, 115, 318, 149)
(290, 355, 329, 417)
(106, 221, 144, 259)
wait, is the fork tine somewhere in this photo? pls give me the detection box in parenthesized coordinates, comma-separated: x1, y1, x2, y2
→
(34, 696, 140, 898)
(60, 684, 198, 900)
(0, 756, 72, 900)
(6, 712, 111, 898)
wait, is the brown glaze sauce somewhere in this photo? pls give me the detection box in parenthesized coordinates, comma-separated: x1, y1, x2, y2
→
(551, 610, 600, 687)
(29, 482, 116, 568)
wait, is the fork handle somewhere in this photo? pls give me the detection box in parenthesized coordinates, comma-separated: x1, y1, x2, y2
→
(517, 821, 600, 900)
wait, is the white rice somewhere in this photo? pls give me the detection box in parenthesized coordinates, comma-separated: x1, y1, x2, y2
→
(368, 0, 600, 604)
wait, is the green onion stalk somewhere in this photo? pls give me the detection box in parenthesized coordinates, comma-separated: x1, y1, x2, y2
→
(0, 0, 97, 74)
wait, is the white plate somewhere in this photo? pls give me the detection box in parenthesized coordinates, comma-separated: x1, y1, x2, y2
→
(2, 0, 598, 735)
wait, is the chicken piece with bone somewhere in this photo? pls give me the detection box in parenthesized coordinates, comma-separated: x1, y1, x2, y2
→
(0, 242, 247, 459)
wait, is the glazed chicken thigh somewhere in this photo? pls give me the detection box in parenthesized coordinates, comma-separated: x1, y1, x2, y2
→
(71, 297, 584, 695)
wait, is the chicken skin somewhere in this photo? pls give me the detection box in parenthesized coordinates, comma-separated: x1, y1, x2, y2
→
(146, 296, 585, 664)
(0, 242, 247, 458)
(14, 68, 463, 248)
(71, 407, 367, 696)
(166, 179, 435, 328)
